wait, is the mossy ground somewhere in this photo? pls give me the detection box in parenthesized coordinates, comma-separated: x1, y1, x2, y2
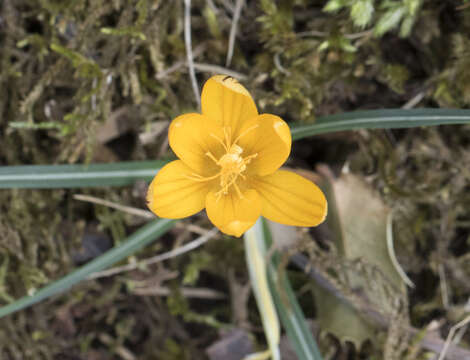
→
(0, 1, 469, 359)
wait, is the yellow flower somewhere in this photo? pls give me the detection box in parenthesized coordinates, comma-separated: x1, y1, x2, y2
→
(147, 75, 327, 237)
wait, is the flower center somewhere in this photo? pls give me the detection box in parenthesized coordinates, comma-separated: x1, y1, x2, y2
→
(186, 125, 258, 200)
(214, 143, 256, 198)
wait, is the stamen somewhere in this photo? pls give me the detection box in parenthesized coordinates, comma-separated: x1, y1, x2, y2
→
(188, 125, 260, 199)
(184, 171, 220, 182)
(210, 133, 229, 152)
(223, 127, 231, 147)
(243, 153, 258, 163)
(233, 183, 244, 199)
(221, 173, 238, 193)
(214, 188, 224, 200)
(205, 151, 219, 164)
(232, 124, 259, 145)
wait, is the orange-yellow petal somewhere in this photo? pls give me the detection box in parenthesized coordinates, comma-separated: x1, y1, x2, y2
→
(201, 75, 258, 139)
(250, 170, 327, 227)
(205, 189, 261, 237)
(238, 114, 292, 176)
(147, 160, 212, 219)
(168, 113, 226, 175)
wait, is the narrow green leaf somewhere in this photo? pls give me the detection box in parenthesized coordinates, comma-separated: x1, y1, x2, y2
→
(291, 108, 470, 141)
(0, 218, 175, 319)
(258, 219, 323, 360)
(0, 160, 169, 189)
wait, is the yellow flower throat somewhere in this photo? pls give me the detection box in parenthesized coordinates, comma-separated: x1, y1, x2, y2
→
(189, 125, 258, 200)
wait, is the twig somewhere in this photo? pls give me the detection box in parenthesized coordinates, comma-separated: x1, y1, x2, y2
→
(226, 0, 244, 67)
(402, 91, 425, 109)
(439, 263, 450, 309)
(297, 29, 372, 40)
(438, 315, 470, 360)
(74, 194, 153, 218)
(452, 320, 469, 346)
(88, 228, 218, 280)
(99, 333, 136, 360)
(273, 53, 291, 76)
(156, 44, 206, 79)
(219, 0, 235, 14)
(193, 62, 247, 79)
(296, 30, 328, 37)
(206, 0, 219, 13)
(184, 0, 200, 108)
(132, 286, 226, 299)
(343, 30, 373, 39)
(386, 211, 415, 288)
(73, 193, 209, 235)
(156, 58, 247, 80)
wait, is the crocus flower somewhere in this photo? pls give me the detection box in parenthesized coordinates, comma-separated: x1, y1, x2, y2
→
(147, 75, 327, 237)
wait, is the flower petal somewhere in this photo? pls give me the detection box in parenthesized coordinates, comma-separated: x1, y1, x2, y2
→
(168, 113, 225, 175)
(201, 75, 258, 138)
(147, 160, 212, 219)
(206, 189, 261, 237)
(250, 170, 327, 227)
(238, 114, 291, 176)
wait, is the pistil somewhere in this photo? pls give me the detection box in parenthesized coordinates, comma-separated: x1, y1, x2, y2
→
(185, 125, 259, 200)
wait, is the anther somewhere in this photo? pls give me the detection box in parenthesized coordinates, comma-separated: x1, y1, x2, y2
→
(187, 124, 260, 198)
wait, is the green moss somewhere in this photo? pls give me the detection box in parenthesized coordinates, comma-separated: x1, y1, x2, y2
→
(1, 0, 470, 358)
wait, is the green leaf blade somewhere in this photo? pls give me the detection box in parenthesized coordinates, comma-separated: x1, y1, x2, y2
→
(0, 160, 169, 189)
(0, 218, 175, 319)
(291, 108, 470, 141)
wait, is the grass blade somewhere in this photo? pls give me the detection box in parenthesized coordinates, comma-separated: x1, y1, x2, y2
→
(260, 219, 323, 360)
(0, 218, 175, 319)
(0, 160, 169, 189)
(291, 108, 470, 140)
